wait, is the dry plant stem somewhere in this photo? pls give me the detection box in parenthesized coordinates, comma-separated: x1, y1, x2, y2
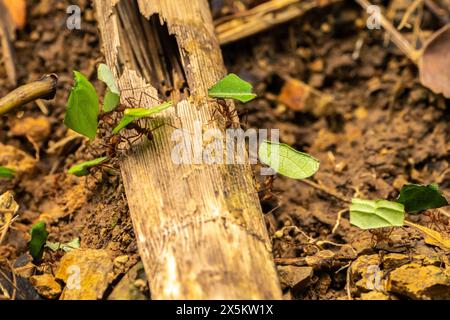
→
(215, 0, 342, 45)
(398, 0, 423, 30)
(332, 208, 348, 234)
(300, 179, 351, 203)
(355, 0, 420, 63)
(0, 0, 17, 86)
(424, 0, 450, 23)
(95, 0, 282, 299)
(0, 74, 58, 116)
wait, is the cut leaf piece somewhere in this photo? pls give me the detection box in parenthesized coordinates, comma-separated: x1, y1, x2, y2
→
(46, 237, 80, 253)
(103, 89, 120, 112)
(397, 183, 448, 213)
(350, 198, 405, 230)
(208, 73, 257, 103)
(97, 64, 119, 95)
(112, 101, 173, 134)
(0, 167, 15, 180)
(68, 157, 108, 177)
(29, 221, 49, 261)
(258, 140, 319, 179)
(64, 71, 99, 140)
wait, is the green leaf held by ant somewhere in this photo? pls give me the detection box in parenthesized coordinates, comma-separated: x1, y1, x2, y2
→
(258, 140, 319, 179)
(350, 198, 405, 230)
(0, 167, 15, 180)
(112, 101, 173, 135)
(68, 156, 108, 177)
(64, 71, 99, 140)
(46, 237, 80, 253)
(397, 183, 448, 213)
(28, 221, 49, 261)
(208, 73, 257, 103)
(98, 64, 120, 112)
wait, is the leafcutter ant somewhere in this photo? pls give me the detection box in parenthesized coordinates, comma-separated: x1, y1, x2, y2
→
(210, 98, 248, 129)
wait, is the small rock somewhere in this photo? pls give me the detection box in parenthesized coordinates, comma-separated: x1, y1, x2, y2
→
(30, 274, 62, 299)
(113, 255, 129, 274)
(392, 175, 408, 191)
(0, 143, 36, 176)
(278, 78, 338, 117)
(387, 264, 450, 299)
(351, 254, 384, 293)
(108, 262, 149, 300)
(360, 291, 392, 300)
(9, 117, 51, 144)
(55, 249, 114, 300)
(12, 253, 35, 278)
(382, 253, 410, 270)
(277, 265, 314, 293)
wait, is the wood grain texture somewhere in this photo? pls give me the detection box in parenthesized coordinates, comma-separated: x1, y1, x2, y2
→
(94, 0, 282, 299)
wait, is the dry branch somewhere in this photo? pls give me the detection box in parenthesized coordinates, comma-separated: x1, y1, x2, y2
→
(215, 0, 342, 45)
(94, 0, 282, 299)
(0, 74, 58, 116)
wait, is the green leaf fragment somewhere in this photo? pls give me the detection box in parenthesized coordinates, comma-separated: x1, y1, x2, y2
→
(103, 89, 120, 112)
(258, 140, 319, 179)
(64, 71, 99, 140)
(208, 73, 257, 103)
(97, 63, 119, 95)
(68, 156, 108, 177)
(350, 198, 405, 229)
(112, 101, 173, 135)
(46, 237, 80, 253)
(397, 183, 448, 213)
(29, 221, 49, 261)
(0, 167, 15, 180)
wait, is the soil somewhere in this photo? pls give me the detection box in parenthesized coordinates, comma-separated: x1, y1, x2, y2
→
(0, 0, 449, 300)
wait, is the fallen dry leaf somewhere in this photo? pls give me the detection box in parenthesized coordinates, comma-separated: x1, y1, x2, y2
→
(2, 0, 26, 29)
(419, 24, 450, 98)
(278, 78, 339, 117)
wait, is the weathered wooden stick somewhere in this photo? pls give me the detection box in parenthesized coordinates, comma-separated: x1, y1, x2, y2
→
(0, 74, 58, 116)
(94, 0, 282, 299)
(0, 0, 17, 86)
(215, 0, 341, 45)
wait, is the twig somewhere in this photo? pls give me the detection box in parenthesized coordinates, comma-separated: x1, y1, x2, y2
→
(346, 262, 353, 300)
(424, 0, 450, 23)
(0, 74, 58, 116)
(0, 0, 17, 86)
(215, 0, 342, 45)
(332, 208, 349, 234)
(354, 0, 421, 63)
(398, 0, 424, 30)
(300, 179, 351, 203)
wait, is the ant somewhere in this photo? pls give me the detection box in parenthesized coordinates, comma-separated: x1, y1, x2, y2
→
(258, 175, 276, 201)
(210, 98, 247, 129)
(369, 227, 394, 247)
(423, 210, 449, 232)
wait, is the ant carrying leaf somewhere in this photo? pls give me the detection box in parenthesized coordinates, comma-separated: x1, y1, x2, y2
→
(68, 156, 109, 177)
(98, 63, 120, 112)
(208, 73, 257, 103)
(64, 71, 99, 140)
(112, 102, 173, 135)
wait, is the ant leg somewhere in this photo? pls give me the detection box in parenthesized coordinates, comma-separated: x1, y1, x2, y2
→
(125, 96, 137, 108)
(140, 91, 159, 105)
(207, 108, 219, 126)
(120, 84, 153, 93)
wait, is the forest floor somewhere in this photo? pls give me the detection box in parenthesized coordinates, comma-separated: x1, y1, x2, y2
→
(0, 0, 449, 300)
